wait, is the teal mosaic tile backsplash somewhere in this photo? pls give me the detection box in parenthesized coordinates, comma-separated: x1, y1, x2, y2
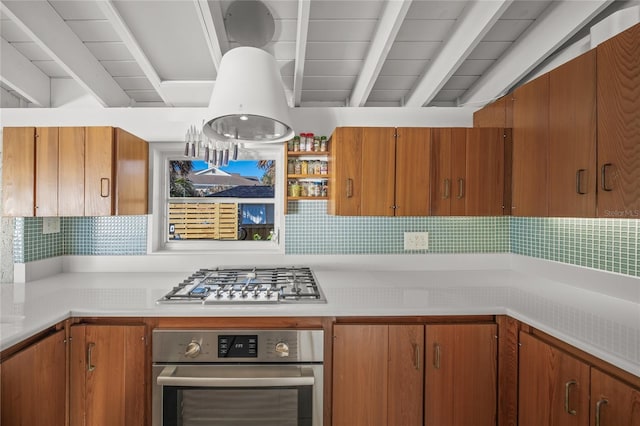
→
(511, 217, 639, 277)
(12, 204, 640, 278)
(285, 201, 509, 254)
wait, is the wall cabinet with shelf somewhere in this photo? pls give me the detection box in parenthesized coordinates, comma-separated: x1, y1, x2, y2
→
(285, 136, 329, 213)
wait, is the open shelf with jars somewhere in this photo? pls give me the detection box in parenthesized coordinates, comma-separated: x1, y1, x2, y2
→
(285, 134, 330, 211)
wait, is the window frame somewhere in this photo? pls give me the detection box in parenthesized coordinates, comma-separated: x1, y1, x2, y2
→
(149, 142, 285, 253)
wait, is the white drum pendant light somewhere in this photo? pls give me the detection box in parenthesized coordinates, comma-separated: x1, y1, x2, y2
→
(203, 47, 294, 144)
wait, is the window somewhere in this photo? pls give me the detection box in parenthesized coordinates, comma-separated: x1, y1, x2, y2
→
(151, 143, 284, 252)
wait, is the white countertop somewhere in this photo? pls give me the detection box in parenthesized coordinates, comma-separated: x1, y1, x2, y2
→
(1, 255, 639, 377)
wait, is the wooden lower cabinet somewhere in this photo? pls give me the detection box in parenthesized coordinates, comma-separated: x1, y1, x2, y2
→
(0, 330, 66, 426)
(425, 323, 498, 426)
(70, 324, 146, 426)
(332, 324, 424, 426)
(590, 368, 640, 426)
(518, 331, 590, 426)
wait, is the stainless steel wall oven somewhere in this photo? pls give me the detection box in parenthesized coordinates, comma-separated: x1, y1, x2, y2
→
(152, 329, 323, 426)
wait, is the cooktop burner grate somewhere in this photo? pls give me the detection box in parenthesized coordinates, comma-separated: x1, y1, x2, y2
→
(157, 266, 326, 304)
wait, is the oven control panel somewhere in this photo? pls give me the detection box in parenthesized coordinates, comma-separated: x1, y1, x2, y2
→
(153, 329, 323, 363)
(218, 335, 258, 358)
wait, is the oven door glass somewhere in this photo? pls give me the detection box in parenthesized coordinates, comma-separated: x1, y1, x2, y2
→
(155, 365, 320, 426)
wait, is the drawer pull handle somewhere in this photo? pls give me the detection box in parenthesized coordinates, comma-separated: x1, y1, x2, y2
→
(443, 179, 450, 199)
(576, 169, 587, 195)
(457, 178, 465, 200)
(413, 343, 420, 371)
(595, 399, 608, 426)
(346, 178, 353, 198)
(600, 164, 613, 192)
(100, 178, 110, 197)
(433, 343, 441, 369)
(564, 380, 577, 415)
(87, 342, 96, 372)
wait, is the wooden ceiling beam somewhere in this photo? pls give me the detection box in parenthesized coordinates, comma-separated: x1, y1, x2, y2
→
(293, 0, 311, 107)
(0, 0, 130, 107)
(348, 0, 412, 107)
(0, 37, 50, 107)
(459, 0, 614, 108)
(404, 0, 512, 107)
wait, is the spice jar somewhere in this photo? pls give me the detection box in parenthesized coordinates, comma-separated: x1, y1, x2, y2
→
(320, 136, 327, 152)
(293, 136, 300, 152)
(300, 160, 308, 175)
(294, 160, 302, 175)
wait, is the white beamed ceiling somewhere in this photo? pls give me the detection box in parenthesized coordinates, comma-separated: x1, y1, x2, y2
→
(0, 0, 634, 109)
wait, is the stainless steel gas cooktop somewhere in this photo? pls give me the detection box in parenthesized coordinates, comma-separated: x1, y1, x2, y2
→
(157, 266, 326, 304)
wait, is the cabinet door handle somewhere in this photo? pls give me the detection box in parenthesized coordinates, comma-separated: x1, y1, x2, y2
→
(413, 343, 420, 371)
(87, 342, 96, 372)
(600, 163, 613, 192)
(346, 178, 353, 198)
(456, 178, 465, 200)
(433, 343, 441, 369)
(100, 178, 110, 197)
(595, 399, 608, 426)
(564, 380, 577, 415)
(576, 169, 587, 195)
(443, 179, 450, 199)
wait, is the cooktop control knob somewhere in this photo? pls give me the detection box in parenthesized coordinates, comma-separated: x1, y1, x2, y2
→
(275, 341, 289, 357)
(185, 340, 201, 358)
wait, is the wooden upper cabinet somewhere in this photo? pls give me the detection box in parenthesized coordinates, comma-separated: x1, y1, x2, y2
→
(590, 368, 640, 426)
(431, 128, 466, 216)
(85, 127, 115, 216)
(113, 128, 149, 215)
(548, 50, 597, 217)
(465, 128, 505, 216)
(360, 127, 396, 216)
(395, 128, 431, 216)
(425, 323, 497, 426)
(1, 127, 35, 216)
(512, 74, 550, 216)
(70, 324, 146, 426)
(473, 95, 514, 128)
(518, 332, 590, 426)
(34, 127, 59, 216)
(597, 23, 640, 218)
(0, 330, 66, 426)
(328, 127, 363, 215)
(58, 127, 86, 216)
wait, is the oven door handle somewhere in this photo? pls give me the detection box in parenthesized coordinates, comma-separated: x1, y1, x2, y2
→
(156, 365, 315, 388)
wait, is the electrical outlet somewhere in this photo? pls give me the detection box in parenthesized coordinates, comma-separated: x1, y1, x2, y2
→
(42, 217, 60, 234)
(404, 232, 429, 250)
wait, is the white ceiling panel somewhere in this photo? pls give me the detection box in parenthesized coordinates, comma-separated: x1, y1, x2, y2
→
(307, 20, 378, 42)
(9, 42, 51, 61)
(441, 75, 479, 90)
(269, 19, 297, 41)
(309, 0, 385, 19)
(396, 19, 457, 41)
(100, 60, 145, 78)
(387, 42, 442, 60)
(302, 89, 351, 102)
(66, 20, 122, 42)
(31, 60, 68, 78)
(263, 0, 298, 20)
(405, 1, 469, 20)
(365, 100, 402, 107)
(112, 1, 216, 80)
(49, 1, 105, 20)
(482, 19, 535, 42)
(372, 75, 416, 91)
(303, 75, 356, 90)
(466, 41, 513, 60)
(306, 42, 369, 60)
(501, 0, 553, 20)
(367, 89, 408, 102)
(379, 60, 427, 76)
(431, 89, 466, 102)
(304, 60, 364, 76)
(455, 59, 496, 76)
(84, 42, 134, 61)
(113, 76, 154, 91)
(126, 89, 163, 103)
(1, 20, 33, 42)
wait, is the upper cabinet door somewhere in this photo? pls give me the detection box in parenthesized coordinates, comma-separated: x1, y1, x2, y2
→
(114, 128, 149, 215)
(548, 50, 597, 217)
(2, 127, 35, 217)
(430, 128, 466, 216)
(58, 127, 85, 217)
(465, 128, 505, 216)
(512, 74, 550, 216)
(360, 127, 396, 216)
(34, 127, 59, 217)
(84, 127, 115, 216)
(597, 23, 640, 218)
(329, 127, 363, 216)
(395, 128, 431, 216)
